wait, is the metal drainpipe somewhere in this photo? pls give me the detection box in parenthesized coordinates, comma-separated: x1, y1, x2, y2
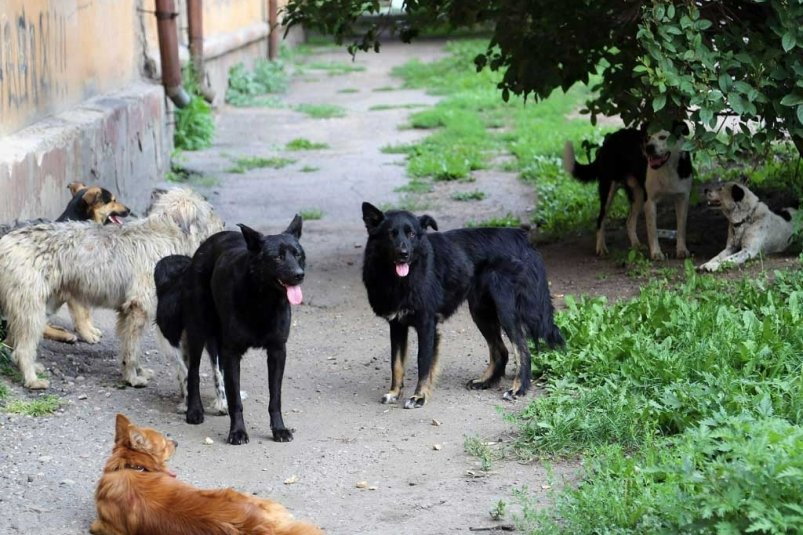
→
(186, 0, 215, 102)
(154, 0, 191, 108)
(268, 0, 279, 60)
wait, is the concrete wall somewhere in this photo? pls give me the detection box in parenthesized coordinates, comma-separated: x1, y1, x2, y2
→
(0, 0, 303, 223)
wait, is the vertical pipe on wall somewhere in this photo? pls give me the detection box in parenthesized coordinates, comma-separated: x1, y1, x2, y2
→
(186, 0, 215, 101)
(154, 0, 190, 107)
(268, 0, 279, 60)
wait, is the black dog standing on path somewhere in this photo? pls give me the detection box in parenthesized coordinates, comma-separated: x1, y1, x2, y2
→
(361, 202, 564, 409)
(154, 217, 305, 445)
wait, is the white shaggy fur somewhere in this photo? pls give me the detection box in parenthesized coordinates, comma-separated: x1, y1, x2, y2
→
(699, 182, 795, 272)
(0, 188, 224, 389)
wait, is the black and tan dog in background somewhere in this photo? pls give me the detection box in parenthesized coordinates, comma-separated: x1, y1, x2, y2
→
(0, 181, 131, 344)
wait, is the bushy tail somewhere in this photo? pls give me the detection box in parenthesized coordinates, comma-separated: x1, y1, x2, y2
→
(563, 141, 598, 183)
(154, 255, 192, 347)
(518, 254, 564, 350)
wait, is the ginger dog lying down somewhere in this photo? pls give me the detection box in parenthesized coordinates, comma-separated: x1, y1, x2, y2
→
(91, 414, 323, 535)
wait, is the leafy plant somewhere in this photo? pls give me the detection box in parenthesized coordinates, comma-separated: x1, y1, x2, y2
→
(464, 436, 496, 472)
(227, 156, 296, 174)
(174, 64, 215, 151)
(337, 87, 360, 94)
(294, 103, 347, 119)
(490, 499, 507, 521)
(285, 138, 329, 151)
(226, 59, 289, 107)
(369, 103, 427, 111)
(300, 165, 320, 173)
(511, 264, 803, 533)
(303, 60, 366, 75)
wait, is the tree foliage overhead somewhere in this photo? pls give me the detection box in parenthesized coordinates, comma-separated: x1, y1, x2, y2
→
(284, 0, 803, 157)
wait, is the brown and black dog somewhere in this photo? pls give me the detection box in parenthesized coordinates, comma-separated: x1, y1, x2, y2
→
(91, 414, 323, 535)
(0, 181, 131, 344)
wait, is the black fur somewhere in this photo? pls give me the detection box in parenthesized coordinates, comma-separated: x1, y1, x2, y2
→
(154, 217, 305, 445)
(361, 202, 563, 408)
(567, 128, 647, 231)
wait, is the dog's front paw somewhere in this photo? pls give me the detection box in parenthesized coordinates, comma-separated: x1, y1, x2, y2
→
(25, 378, 50, 390)
(78, 326, 102, 344)
(125, 373, 149, 388)
(503, 386, 528, 401)
(272, 428, 294, 442)
(176, 400, 188, 414)
(650, 249, 665, 261)
(227, 429, 250, 445)
(403, 395, 426, 409)
(699, 262, 718, 273)
(137, 367, 155, 380)
(186, 407, 205, 425)
(210, 397, 229, 415)
(676, 247, 691, 259)
(381, 392, 399, 404)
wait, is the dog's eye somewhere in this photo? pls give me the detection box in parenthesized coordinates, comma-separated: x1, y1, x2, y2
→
(659, 134, 667, 140)
(407, 231, 416, 238)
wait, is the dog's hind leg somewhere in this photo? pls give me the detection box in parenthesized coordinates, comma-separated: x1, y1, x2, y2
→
(466, 298, 508, 390)
(595, 180, 617, 256)
(626, 178, 644, 250)
(405, 319, 439, 409)
(674, 195, 691, 258)
(381, 320, 408, 404)
(116, 299, 153, 387)
(69, 301, 102, 343)
(43, 324, 78, 344)
(185, 332, 207, 424)
(222, 345, 251, 445)
(8, 313, 50, 389)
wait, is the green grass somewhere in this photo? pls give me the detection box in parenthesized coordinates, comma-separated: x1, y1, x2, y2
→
(298, 208, 323, 220)
(451, 190, 486, 201)
(285, 138, 329, 151)
(300, 165, 320, 173)
(373, 86, 397, 92)
(511, 263, 803, 533)
(174, 64, 215, 151)
(4, 394, 62, 416)
(227, 156, 296, 174)
(368, 103, 428, 111)
(389, 40, 607, 219)
(302, 60, 366, 75)
(294, 103, 347, 119)
(337, 88, 360, 94)
(466, 213, 521, 228)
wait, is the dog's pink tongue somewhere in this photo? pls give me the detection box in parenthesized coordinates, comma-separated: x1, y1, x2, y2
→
(286, 285, 303, 305)
(395, 263, 410, 277)
(165, 468, 177, 478)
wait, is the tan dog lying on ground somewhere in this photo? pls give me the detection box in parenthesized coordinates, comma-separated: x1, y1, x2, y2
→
(700, 182, 796, 272)
(91, 414, 323, 535)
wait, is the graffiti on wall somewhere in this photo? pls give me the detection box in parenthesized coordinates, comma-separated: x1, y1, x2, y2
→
(0, 7, 68, 119)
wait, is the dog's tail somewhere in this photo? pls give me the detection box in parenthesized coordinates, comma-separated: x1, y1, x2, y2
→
(154, 254, 192, 347)
(515, 241, 565, 350)
(563, 141, 598, 183)
(776, 207, 797, 222)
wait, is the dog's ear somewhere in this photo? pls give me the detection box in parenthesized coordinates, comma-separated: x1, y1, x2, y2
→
(362, 202, 384, 231)
(114, 414, 131, 444)
(672, 120, 690, 137)
(731, 183, 745, 202)
(128, 427, 151, 452)
(67, 182, 87, 197)
(284, 214, 303, 239)
(237, 223, 263, 252)
(419, 214, 438, 231)
(81, 187, 102, 207)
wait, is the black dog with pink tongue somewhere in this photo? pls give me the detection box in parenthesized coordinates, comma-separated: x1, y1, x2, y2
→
(361, 202, 563, 410)
(159, 216, 305, 445)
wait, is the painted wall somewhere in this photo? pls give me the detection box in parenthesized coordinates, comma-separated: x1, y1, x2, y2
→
(0, 0, 141, 137)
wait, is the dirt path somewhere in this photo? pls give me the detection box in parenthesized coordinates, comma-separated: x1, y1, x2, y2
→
(2, 40, 798, 535)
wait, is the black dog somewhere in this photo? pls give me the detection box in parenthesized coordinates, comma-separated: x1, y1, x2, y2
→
(154, 217, 305, 445)
(361, 202, 563, 409)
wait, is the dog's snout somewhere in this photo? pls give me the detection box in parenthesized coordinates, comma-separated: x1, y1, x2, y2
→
(397, 248, 410, 260)
(171, 439, 178, 448)
(291, 270, 304, 284)
(644, 144, 656, 156)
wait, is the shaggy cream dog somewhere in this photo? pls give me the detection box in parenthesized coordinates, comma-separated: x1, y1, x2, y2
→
(0, 188, 223, 389)
(700, 182, 796, 272)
